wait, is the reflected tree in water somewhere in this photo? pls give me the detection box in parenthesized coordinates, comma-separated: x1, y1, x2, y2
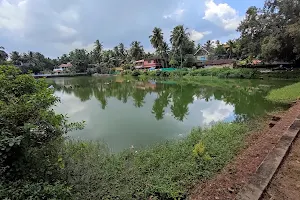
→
(49, 77, 284, 122)
(152, 88, 171, 120)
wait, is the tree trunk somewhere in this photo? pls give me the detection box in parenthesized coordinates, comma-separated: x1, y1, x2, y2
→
(180, 47, 183, 69)
(160, 50, 165, 69)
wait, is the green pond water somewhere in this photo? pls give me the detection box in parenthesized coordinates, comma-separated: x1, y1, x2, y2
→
(48, 76, 291, 152)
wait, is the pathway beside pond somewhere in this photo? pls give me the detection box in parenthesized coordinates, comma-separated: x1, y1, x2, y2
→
(261, 133, 300, 200)
(190, 102, 300, 200)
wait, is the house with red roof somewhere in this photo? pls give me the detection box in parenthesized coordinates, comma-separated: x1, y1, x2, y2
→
(134, 58, 164, 70)
(53, 62, 73, 73)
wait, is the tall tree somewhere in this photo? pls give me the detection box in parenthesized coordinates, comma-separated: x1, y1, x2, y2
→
(170, 25, 189, 68)
(226, 40, 235, 59)
(93, 40, 103, 64)
(160, 41, 170, 65)
(113, 46, 120, 58)
(150, 27, 170, 67)
(59, 54, 71, 64)
(214, 43, 226, 59)
(118, 43, 127, 60)
(204, 40, 213, 53)
(0, 46, 8, 64)
(237, 6, 265, 59)
(150, 27, 164, 55)
(129, 41, 144, 61)
(69, 49, 89, 72)
(10, 51, 21, 65)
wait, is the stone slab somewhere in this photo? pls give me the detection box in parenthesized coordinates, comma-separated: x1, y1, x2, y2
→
(236, 118, 300, 200)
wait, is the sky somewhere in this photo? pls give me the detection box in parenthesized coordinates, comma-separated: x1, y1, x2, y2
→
(0, 0, 265, 58)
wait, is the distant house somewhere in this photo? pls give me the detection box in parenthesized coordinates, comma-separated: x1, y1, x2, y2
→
(134, 58, 164, 70)
(53, 62, 72, 73)
(194, 46, 210, 62)
(114, 67, 124, 72)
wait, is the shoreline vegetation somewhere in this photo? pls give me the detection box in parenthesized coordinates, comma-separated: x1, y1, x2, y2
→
(1, 0, 300, 198)
(266, 82, 300, 104)
(62, 123, 249, 199)
(122, 67, 300, 80)
(1, 64, 299, 200)
(1, 64, 297, 199)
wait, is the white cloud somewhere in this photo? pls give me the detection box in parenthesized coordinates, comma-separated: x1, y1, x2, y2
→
(59, 7, 80, 23)
(203, 0, 242, 31)
(55, 41, 94, 53)
(0, 0, 27, 32)
(201, 101, 234, 125)
(56, 24, 77, 37)
(0, 0, 246, 57)
(189, 30, 211, 42)
(163, 8, 185, 20)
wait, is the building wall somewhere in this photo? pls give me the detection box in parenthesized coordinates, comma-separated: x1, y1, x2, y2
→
(196, 55, 208, 61)
(144, 59, 162, 68)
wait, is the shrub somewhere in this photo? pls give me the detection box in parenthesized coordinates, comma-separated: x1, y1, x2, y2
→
(148, 71, 157, 76)
(161, 71, 170, 77)
(132, 70, 141, 76)
(86, 68, 95, 75)
(169, 58, 179, 67)
(0, 181, 72, 200)
(0, 65, 83, 198)
(156, 70, 162, 76)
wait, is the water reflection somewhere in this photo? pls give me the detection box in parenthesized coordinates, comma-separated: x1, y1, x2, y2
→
(48, 76, 285, 151)
(50, 76, 280, 121)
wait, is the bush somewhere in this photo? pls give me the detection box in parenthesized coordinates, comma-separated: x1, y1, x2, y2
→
(95, 65, 110, 74)
(0, 65, 83, 198)
(183, 68, 260, 79)
(86, 68, 95, 76)
(169, 58, 179, 67)
(156, 70, 162, 76)
(121, 70, 133, 76)
(0, 181, 72, 200)
(148, 71, 157, 76)
(132, 70, 141, 76)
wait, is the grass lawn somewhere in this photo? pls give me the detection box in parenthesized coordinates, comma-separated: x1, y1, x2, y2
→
(266, 82, 300, 103)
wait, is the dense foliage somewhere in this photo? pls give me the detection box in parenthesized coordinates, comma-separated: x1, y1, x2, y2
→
(0, 46, 8, 64)
(238, 0, 300, 63)
(124, 68, 261, 79)
(0, 65, 83, 199)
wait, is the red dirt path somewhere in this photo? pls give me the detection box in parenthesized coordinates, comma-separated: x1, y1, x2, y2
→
(190, 102, 300, 200)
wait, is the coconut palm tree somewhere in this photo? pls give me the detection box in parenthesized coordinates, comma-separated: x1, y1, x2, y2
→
(170, 25, 189, 68)
(118, 43, 126, 59)
(113, 46, 119, 58)
(130, 41, 144, 61)
(150, 27, 169, 68)
(160, 41, 170, 68)
(204, 40, 213, 53)
(149, 27, 164, 54)
(0, 46, 8, 63)
(10, 51, 21, 65)
(93, 39, 103, 64)
(226, 40, 236, 59)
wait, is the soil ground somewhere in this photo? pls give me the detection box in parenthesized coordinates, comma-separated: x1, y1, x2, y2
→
(261, 135, 300, 200)
(190, 102, 300, 200)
